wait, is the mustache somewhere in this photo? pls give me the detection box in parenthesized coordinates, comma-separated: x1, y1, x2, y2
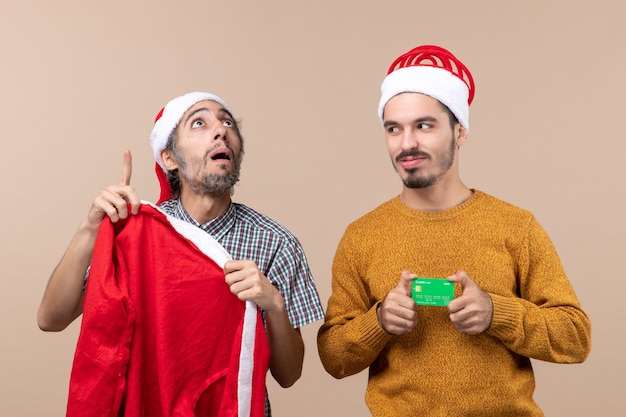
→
(203, 141, 236, 161)
(395, 149, 430, 162)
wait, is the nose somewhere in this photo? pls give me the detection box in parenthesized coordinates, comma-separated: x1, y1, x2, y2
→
(400, 129, 419, 150)
(212, 121, 227, 142)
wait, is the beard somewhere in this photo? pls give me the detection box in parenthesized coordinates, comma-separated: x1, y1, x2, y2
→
(394, 135, 456, 189)
(175, 143, 242, 196)
(188, 170, 240, 196)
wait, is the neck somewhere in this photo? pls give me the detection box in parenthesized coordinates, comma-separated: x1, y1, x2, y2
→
(179, 189, 232, 224)
(400, 180, 473, 212)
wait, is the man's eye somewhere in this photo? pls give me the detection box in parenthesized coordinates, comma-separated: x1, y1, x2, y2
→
(387, 126, 399, 133)
(192, 120, 204, 128)
(223, 120, 234, 127)
(417, 123, 432, 129)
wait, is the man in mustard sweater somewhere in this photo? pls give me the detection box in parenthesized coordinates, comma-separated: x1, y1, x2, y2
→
(317, 45, 591, 416)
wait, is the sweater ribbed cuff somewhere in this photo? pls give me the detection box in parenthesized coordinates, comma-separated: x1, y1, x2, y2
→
(360, 302, 394, 349)
(487, 294, 523, 340)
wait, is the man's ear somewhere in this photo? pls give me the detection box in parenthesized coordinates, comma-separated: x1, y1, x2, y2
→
(161, 149, 178, 171)
(455, 124, 468, 148)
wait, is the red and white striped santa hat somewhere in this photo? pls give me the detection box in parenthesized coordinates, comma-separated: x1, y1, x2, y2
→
(378, 45, 475, 130)
(149, 91, 232, 204)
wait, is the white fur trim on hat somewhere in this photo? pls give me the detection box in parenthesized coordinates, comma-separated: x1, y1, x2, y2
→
(378, 66, 470, 131)
(150, 92, 231, 171)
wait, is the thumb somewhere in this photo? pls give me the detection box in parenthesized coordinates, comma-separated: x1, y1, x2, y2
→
(396, 270, 416, 297)
(120, 149, 133, 185)
(447, 270, 474, 292)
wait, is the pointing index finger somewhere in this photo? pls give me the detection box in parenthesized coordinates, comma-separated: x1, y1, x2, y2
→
(120, 149, 132, 185)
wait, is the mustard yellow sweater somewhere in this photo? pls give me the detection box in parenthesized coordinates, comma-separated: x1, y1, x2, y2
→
(317, 190, 591, 417)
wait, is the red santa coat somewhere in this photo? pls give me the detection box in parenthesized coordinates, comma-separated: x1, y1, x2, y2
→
(67, 203, 269, 417)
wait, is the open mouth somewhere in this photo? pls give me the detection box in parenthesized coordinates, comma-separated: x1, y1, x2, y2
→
(211, 152, 231, 161)
(208, 146, 233, 162)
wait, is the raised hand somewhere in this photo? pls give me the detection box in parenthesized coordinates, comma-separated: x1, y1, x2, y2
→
(86, 149, 141, 229)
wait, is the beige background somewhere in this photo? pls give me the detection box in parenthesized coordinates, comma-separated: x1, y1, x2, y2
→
(1, 1, 624, 415)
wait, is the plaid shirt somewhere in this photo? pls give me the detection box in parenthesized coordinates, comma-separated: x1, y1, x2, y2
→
(159, 199, 324, 416)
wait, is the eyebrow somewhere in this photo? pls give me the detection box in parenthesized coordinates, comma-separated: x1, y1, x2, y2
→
(383, 116, 438, 128)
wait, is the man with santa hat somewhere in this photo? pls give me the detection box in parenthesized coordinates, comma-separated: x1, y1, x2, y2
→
(38, 92, 324, 417)
(317, 45, 591, 416)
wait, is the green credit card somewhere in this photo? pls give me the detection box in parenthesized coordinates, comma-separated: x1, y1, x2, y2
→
(411, 277, 454, 306)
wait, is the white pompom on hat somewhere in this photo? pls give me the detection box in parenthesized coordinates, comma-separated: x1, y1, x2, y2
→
(149, 91, 232, 204)
(378, 45, 475, 131)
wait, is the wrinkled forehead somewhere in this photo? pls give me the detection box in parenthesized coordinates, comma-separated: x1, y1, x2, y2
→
(181, 99, 234, 121)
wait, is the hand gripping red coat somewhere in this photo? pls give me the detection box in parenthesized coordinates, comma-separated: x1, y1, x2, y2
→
(66, 203, 270, 417)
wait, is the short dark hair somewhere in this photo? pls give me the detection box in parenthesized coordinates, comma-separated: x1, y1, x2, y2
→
(438, 101, 460, 131)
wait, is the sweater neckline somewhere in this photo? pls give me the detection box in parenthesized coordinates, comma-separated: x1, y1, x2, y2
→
(391, 189, 483, 220)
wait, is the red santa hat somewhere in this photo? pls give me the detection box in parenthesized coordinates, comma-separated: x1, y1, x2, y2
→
(149, 91, 232, 204)
(378, 45, 475, 130)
